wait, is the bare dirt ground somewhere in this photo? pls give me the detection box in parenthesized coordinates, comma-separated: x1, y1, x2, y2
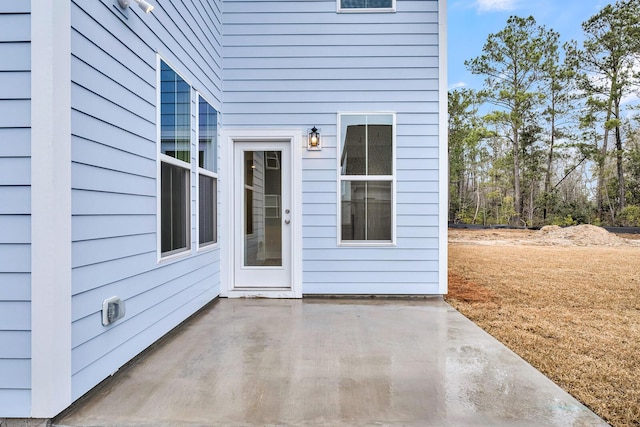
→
(448, 224, 640, 246)
(446, 225, 640, 427)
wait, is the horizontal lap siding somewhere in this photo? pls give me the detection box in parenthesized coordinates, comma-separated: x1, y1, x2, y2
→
(0, 4, 31, 417)
(224, 0, 441, 294)
(70, 0, 223, 400)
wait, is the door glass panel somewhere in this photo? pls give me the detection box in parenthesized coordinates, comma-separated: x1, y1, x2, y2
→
(244, 151, 282, 266)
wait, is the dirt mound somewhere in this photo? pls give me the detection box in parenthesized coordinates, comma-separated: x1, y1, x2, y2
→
(536, 224, 626, 246)
(449, 225, 640, 247)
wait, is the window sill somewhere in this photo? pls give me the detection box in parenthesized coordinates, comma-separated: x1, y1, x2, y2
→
(197, 242, 219, 253)
(158, 247, 192, 264)
(338, 241, 397, 247)
(337, 8, 395, 13)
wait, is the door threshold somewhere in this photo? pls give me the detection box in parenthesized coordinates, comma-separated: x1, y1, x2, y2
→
(226, 288, 300, 299)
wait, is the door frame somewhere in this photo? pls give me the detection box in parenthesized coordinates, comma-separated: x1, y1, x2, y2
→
(220, 129, 303, 298)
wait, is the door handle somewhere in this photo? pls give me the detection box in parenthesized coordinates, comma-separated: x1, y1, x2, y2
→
(284, 219, 291, 225)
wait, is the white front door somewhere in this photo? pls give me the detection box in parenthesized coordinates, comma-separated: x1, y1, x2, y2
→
(233, 141, 292, 289)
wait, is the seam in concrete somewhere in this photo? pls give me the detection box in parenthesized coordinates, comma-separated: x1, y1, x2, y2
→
(303, 294, 445, 300)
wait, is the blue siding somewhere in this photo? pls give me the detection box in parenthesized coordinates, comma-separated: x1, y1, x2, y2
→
(0, 331, 31, 359)
(0, 358, 30, 417)
(0, 215, 31, 243)
(0, 274, 31, 301)
(0, 128, 31, 157)
(0, 4, 31, 417)
(0, 14, 30, 41)
(0, 390, 30, 417)
(0, 43, 30, 72)
(0, 359, 31, 389)
(224, 0, 442, 294)
(0, 100, 30, 128)
(69, 0, 223, 401)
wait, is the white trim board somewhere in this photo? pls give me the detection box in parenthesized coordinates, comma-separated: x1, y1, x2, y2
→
(31, 0, 73, 417)
(220, 128, 303, 299)
(438, 0, 448, 295)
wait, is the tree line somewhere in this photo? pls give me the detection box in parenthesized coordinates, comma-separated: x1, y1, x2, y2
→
(449, 0, 640, 227)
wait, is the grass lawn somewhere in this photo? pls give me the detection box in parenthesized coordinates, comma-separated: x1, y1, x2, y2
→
(446, 230, 640, 427)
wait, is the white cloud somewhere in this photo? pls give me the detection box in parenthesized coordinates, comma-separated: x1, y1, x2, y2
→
(475, 0, 518, 12)
(448, 82, 467, 90)
(622, 92, 639, 106)
(624, 64, 640, 106)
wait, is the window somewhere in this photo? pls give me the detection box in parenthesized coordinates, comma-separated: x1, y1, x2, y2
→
(339, 113, 395, 243)
(161, 162, 190, 254)
(158, 59, 220, 258)
(198, 96, 218, 247)
(159, 60, 191, 257)
(338, 0, 395, 12)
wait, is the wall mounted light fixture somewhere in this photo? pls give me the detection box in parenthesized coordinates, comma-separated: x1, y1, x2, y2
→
(308, 126, 321, 151)
(118, 0, 155, 13)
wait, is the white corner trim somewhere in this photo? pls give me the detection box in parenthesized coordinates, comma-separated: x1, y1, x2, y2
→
(438, 0, 448, 295)
(31, 0, 72, 417)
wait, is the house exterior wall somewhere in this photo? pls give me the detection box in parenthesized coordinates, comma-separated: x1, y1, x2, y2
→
(68, 0, 223, 402)
(0, 0, 444, 419)
(0, 3, 32, 417)
(223, 0, 444, 294)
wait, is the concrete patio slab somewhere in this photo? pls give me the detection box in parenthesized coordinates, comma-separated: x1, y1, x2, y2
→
(53, 298, 608, 427)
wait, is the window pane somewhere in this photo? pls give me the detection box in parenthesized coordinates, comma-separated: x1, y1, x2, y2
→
(198, 97, 217, 172)
(366, 181, 392, 240)
(199, 174, 217, 246)
(340, 114, 367, 175)
(160, 60, 191, 163)
(244, 151, 283, 266)
(161, 162, 190, 254)
(366, 115, 392, 175)
(341, 180, 391, 241)
(341, 0, 392, 8)
(341, 114, 392, 176)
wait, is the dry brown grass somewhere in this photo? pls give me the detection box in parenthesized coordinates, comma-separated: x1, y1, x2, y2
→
(446, 230, 640, 427)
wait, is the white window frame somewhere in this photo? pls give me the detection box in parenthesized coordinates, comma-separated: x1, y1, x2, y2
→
(197, 168, 218, 249)
(157, 56, 193, 262)
(158, 151, 192, 260)
(337, 112, 397, 246)
(196, 94, 219, 250)
(337, 0, 396, 13)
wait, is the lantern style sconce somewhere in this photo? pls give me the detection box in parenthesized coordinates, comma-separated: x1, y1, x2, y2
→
(308, 126, 321, 151)
(118, 0, 155, 13)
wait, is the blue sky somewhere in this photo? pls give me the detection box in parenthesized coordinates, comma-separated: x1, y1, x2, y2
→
(447, 0, 611, 91)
